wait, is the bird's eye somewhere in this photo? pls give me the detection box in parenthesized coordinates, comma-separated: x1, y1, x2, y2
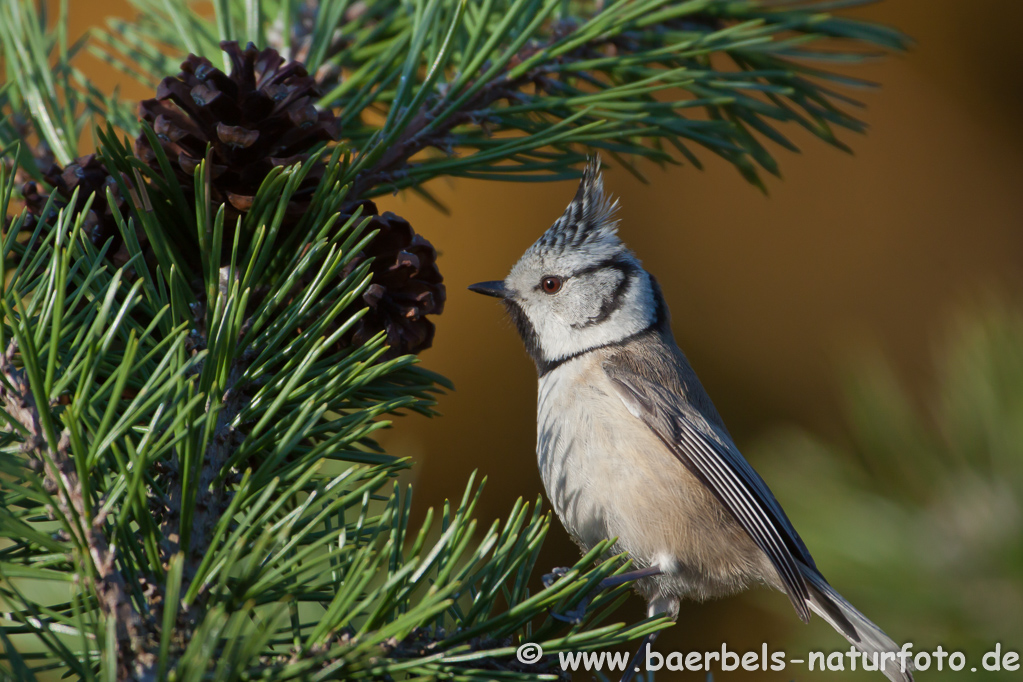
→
(541, 276, 562, 294)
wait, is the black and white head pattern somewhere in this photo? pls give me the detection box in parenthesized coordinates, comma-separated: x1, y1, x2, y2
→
(502, 157, 663, 375)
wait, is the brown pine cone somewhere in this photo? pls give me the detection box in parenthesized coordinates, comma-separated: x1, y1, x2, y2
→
(18, 178, 52, 228)
(18, 155, 131, 265)
(136, 40, 339, 254)
(340, 203, 445, 358)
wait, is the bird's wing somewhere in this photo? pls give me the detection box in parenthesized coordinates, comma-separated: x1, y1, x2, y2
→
(602, 355, 814, 622)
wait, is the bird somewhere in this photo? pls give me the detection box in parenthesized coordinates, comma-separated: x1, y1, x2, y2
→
(468, 158, 913, 682)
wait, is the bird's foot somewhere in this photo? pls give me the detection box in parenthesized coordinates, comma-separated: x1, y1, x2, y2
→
(542, 567, 590, 623)
(597, 565, 662, 590)
(541, 566, 571, 589)
(550, 602, 590, 624)
(543, 566, 664, 624)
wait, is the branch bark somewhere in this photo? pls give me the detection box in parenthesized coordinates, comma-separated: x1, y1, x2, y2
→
(0, 340, 155, 680)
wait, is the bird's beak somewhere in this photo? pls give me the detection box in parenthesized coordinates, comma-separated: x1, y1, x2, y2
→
(467, 280, 507, 299)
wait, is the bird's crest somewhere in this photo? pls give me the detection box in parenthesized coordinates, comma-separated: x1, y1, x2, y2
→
(534, 156, 621, 255)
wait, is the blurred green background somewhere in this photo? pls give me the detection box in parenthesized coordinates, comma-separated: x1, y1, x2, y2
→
(66, 1, 1023, 679)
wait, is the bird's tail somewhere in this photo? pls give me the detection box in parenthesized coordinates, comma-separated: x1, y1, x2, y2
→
(800, 565, 915, 682)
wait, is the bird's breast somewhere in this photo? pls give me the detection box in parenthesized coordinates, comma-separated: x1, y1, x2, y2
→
(535, 352, 768, 598)
(536, 353, 676, 553)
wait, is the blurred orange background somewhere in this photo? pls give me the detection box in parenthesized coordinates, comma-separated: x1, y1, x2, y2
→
(66, 1, 1023, 678)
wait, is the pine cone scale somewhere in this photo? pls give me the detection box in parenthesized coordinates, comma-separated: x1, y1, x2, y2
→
(216, 124, 260, 149)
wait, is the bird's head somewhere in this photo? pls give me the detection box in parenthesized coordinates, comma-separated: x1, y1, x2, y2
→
(469, 158, 660, 374)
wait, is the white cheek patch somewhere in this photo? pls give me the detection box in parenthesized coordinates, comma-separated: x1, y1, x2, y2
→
(550, 268, 623, 329)
(529, 270, 656, 362)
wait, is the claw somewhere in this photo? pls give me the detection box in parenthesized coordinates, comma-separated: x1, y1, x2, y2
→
(541, 566, 571, 589)
(543, 567, 588, 623)
(549, 601, 590, 624)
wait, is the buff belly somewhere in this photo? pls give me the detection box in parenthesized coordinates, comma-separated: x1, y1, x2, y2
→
(536, 352, 777, 614)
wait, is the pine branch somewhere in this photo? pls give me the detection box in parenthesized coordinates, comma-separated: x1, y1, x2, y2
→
(0, 339, 155, 677)
(82, 0, 908, 192)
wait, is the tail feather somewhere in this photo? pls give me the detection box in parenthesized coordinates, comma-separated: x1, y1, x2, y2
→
(801, 566, 914, 682)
